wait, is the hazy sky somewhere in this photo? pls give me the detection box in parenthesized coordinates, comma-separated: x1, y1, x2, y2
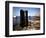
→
(13, 7, 40, 16)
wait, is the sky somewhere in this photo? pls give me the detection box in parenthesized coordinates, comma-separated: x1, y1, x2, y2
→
(13, 7, 40, 16)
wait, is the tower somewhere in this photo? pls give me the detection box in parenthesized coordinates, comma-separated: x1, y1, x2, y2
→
(20, 9, 28, 28)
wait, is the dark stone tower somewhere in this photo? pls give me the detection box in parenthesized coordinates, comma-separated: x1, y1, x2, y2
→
(20, 9, 28, 28)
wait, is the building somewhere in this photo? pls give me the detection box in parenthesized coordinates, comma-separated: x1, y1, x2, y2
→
(20, 9, 28, 28)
